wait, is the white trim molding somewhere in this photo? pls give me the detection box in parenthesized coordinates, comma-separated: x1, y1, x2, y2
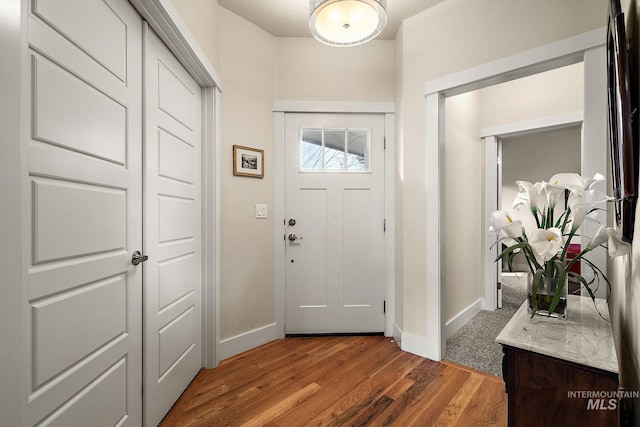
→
(129, 0, 222, 89)
(0, 1, 27, 424)
(445, 298, 484, 339)
(480, 111, 584, 138)
(425, 92, 446, 361)
(399, 331, 431, 358)
(383, 113, 396, 337)
(273, 101, 394, 114)
(482, 114, 585, 312)
(273, 111, 287, 339)
(425, 27, 605, 97)
(483, 135, 499, 311)
(218, 324, 278, 361)
(423, 28, 607, 362)
(392, 322, 403, 345)
(273, 102, 396, 339)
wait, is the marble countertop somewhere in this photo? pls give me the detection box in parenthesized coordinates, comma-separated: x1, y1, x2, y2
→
(495, 295, 619, 374)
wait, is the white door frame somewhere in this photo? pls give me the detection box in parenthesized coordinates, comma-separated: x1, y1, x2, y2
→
(0, 1, 221, 423)
(423, 28, 607, 361)
(273, 101, 396, 338)
(482, 113, 585, 311)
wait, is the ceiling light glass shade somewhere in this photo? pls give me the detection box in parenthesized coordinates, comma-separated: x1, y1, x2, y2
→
(309, 0, 387, 47)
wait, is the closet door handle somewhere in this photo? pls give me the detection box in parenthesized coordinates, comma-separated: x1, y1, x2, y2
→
(132, 250, 149, 265)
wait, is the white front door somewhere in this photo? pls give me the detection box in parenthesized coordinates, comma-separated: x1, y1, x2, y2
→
(25, 0, 143, 425)
(285, 113, 386, 334)
(143, 26, 203, 427)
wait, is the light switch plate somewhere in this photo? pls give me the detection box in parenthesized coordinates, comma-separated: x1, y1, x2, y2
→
(256, 204, 268, 219)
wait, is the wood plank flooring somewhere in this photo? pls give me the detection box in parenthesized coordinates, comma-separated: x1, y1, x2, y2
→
(160, 336, 507, 426)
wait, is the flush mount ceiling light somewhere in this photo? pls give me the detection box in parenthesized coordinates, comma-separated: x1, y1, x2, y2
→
(309, 0, 387, 47)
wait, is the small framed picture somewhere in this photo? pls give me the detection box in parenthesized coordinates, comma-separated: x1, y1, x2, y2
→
(233, 145, 264, 178)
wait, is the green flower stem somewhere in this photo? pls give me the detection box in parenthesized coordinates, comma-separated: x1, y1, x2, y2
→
(517, 236, 542, 272)
(532, 208, 541, 229)
(561, 228, 577, 261)
(559, 206, 571, 233)
(565, 248, 590, 272)
(545, 260, 556, 292)
(582, 257, 612, 292)
(548, 260, 567, 314)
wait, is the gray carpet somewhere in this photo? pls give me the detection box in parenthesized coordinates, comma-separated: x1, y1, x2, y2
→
(444, 274, 528, 378)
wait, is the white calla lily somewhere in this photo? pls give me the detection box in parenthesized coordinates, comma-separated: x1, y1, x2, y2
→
(490, 210, 523, 250)
(584, 172, 605, 190)
(491, 171, 617, 317)
(587, 226, 609, 250)
(542, 181, 567, 209)
(528, 228, 563, 265)
(489, 210, 515, 232)
(547, 173, 587, 195)
(513, 181, 546, 215)
(605, 227, 631, 257)
(567, 190, 613, 231)
(498, 221, 524, 250)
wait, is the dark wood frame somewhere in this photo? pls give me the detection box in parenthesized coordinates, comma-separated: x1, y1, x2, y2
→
(607, 0, 638, 242)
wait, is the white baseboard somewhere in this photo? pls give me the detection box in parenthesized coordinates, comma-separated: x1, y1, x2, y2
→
(394, 327, 430, 360)
(445, 298, 483, 339)
(392, 322, 402, 345)
(217, 323, 278, 362)
(501, 271, 529, 277)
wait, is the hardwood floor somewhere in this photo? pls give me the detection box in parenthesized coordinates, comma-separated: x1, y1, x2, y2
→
(160, 336, 507, 426)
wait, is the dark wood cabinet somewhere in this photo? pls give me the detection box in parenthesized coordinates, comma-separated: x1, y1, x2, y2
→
(502, 345, 619, 427)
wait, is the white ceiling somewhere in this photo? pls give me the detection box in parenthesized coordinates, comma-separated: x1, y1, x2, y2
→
(217, 0, 445, 40)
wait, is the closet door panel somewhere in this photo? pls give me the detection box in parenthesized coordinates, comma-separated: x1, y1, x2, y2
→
(143, 25, 203, 427)
(25, 1, 143, 425)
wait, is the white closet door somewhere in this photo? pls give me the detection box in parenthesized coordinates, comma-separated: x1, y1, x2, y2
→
(143, 25, 203, 427)
(25, 0, 143, 425)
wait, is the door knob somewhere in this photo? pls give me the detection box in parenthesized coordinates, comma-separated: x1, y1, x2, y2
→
(288, 234, 302, 242)
(132, 250, 149, 265)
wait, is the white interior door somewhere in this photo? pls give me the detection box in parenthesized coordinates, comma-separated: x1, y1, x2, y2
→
(143, 25, 203, 427)
(285, 113, 385, 334)
(25, 0, 143, 425)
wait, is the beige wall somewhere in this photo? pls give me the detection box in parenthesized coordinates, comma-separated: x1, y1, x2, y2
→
(479, 63, 584, 129)
(276, 37, 394, 101)
(170, 0, 221, 71)
(170, 0, 279, 343)
(218, 9, 277, 340)
(394, 26, 405, 332)
(610, 0, 640, 406)
(396, 0, 607, 339)
(444, 92, 483, 320)
(172, 3, 395, 342)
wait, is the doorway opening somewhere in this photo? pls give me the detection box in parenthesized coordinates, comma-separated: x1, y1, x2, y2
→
(424, 28, 607, 362)
(444, 120, 583, 377)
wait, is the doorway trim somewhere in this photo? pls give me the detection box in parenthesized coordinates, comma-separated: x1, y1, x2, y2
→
(273, 101, 396, 338)
(423, 27, 607, 361)
(482, 112, 585, 313)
